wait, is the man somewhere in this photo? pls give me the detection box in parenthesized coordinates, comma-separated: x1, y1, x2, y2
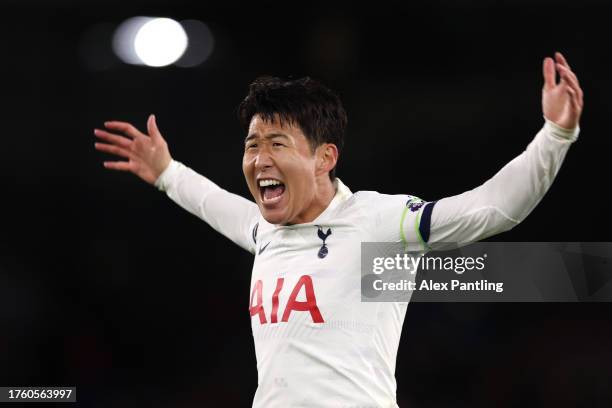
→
(94, 52, 583, 407)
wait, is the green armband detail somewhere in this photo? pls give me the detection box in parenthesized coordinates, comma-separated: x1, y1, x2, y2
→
(400, 196, 430, 251)
(401, 197, 428, 251)
(400, 206, 409, 245)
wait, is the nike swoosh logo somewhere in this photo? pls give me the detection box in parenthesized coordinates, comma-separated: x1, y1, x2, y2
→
(258, 241, 271, 255)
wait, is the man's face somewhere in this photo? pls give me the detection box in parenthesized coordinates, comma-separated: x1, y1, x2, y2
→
(243, 114, 319, 225)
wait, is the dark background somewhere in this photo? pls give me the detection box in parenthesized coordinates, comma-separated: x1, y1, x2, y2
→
(0, 1, 611, 407)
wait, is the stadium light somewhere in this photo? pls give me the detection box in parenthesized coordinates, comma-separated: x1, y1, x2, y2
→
(112, 17, 188, 67)
(112, 16, 150, 65)
(134, 18, 188, 67)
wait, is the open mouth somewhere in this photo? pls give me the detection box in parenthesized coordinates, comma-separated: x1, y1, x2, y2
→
(258, 179, 286, 205)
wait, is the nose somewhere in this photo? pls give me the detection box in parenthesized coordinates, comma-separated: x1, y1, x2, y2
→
(254, 145, 273, 170)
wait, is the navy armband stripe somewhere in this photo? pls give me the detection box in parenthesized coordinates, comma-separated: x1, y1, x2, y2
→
(419, 201, 436, 243)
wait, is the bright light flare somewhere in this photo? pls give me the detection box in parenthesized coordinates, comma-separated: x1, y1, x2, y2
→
(134, 18, 188, 67)
(113, 17, 188, 67)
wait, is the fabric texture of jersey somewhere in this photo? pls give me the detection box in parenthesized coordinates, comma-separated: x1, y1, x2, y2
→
(154, 120, 578, 407)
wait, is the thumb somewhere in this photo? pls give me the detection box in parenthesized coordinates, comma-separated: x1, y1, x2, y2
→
(147, 114, 162, 141)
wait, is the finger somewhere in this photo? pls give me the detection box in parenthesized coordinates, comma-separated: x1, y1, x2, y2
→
(543, 57, 556, 90)
(564, 77, 583, 110)
(566, 87, 581, 116)
(557, 65, 584, 107)
(557, 65, 580, 91)
(556, 63, 580, 86)
(104, 121, 147, 139)
(94, 129, 133, 148)
(555, 52, 571, 70)
(103, 161, 133, 171)
(95, 142, 133, 159)
(147, 114, 162, 142)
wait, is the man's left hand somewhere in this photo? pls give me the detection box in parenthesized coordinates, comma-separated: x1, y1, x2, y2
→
(542, 52, 584, 130)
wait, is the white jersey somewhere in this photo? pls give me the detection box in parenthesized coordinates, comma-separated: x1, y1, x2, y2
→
(155, 119, 578, 407)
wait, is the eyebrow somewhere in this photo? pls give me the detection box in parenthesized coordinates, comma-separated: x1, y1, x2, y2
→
(244, 132, 291, 144)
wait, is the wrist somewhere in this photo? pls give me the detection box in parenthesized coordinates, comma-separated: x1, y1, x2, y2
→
(154, 158, 178, 191)
(543, 116, 579, 142)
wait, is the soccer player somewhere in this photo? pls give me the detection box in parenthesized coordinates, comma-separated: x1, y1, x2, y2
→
(93, 52, 583, 407)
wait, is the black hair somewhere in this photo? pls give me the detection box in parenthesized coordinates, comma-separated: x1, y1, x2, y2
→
(238, 76, 347, 180)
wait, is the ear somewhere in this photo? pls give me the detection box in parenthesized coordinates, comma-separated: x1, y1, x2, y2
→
(315, 143, 339, 177)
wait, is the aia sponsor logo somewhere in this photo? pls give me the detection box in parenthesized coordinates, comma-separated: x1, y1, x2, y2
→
(249, 275, 324, 324)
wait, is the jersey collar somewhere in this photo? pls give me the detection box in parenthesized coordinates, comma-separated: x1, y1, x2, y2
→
(309, 177, 352, 224)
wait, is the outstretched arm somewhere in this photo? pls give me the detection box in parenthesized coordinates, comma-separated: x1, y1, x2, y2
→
(421, 52, 584, 250)
(154, 160, 260, 253)
(94, 115, 259, 253)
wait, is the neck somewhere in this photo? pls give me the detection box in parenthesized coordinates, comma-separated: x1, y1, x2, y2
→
(289, 177, 336, 225)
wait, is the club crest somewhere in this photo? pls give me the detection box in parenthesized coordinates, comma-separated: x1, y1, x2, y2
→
(316, 225, 332, 258)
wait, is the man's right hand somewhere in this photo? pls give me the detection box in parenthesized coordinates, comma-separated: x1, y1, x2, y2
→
(94, 114, 172, 185)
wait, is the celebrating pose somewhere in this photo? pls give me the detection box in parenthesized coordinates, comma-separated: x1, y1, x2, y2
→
(94, 52, 583, 407)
